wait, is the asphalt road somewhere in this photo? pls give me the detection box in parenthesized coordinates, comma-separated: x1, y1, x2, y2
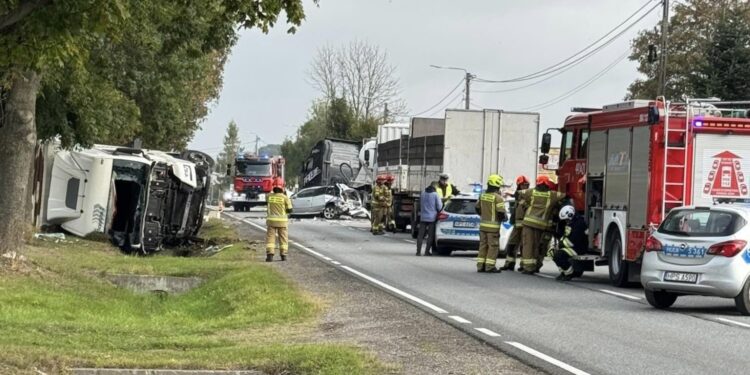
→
(226, 209, 750, 375)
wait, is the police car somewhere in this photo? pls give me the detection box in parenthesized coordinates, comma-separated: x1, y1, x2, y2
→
(641, 205, 750, 315)
(433, 193, 513, 256)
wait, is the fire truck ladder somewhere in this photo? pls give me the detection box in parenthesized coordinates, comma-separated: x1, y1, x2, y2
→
(661, 100, 690, 218)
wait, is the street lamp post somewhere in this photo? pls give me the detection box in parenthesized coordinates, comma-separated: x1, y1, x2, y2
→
(430, 65, 476, 110)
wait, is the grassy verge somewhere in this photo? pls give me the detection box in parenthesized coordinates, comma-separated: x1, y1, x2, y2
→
(0, 219, 382, 374)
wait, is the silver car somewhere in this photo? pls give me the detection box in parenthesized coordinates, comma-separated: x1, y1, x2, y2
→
(641, 205, 750, 315)
(290, 184, 364, 219)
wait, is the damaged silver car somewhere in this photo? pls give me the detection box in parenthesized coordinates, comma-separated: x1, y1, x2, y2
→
(289, 184, 368, 219)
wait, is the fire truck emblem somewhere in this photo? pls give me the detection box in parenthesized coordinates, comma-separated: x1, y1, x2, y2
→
(703, 151, 747, 197)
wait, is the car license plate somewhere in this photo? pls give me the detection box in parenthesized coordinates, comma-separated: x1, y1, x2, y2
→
(453, 221, 477, 228)
(663, 271, 698, 284)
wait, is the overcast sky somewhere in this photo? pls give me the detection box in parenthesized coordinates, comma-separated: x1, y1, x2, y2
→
(188, 0, 662, 155)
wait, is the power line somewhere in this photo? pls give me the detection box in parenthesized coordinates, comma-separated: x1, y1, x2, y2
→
(522, 51, 630, 111)
(427, 90, 465, 118)
(409, 77, 466, 117)
(474, 0, 659, 84)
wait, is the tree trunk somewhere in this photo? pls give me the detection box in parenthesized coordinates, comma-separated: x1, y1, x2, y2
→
(0, 71, 41, 257)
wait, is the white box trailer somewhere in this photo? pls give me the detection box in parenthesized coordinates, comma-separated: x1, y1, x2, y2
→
(379, 109, 540, 232)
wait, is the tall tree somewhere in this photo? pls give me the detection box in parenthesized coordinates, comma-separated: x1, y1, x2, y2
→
(0, 0, 312, 256)
(627, 0, 746, 99)
(216, 120, 241, 191)
(309, 40, 405, 122)
(697, 5, 750, 100)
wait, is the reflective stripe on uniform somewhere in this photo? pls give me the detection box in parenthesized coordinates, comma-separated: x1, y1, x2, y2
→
(523, 190, 552, 227)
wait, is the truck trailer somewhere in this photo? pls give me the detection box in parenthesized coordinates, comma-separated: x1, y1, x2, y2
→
(375, 109, 540, 232)
(539, 98, 750, 286)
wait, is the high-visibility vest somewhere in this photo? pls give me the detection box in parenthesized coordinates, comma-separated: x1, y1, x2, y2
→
(521, 188, 564, 230)
(267, 193, 292, 227)
(477, 192, 506, 232)
(437, 184, 453, 201)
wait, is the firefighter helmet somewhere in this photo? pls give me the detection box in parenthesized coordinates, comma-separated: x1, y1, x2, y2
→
(385, 174, 395, 182)
(559, 205, 575, 220)
(487, 174, 504, 187)
(516, 175, 530, 185)
(376, 175, 387, 183)
(536, 175, 554, 188)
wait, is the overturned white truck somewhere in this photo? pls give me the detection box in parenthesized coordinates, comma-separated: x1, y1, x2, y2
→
(45, 145, 214, 253)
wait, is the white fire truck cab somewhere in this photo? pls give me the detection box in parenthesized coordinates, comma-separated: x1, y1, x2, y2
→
(539, 98, 750, 286)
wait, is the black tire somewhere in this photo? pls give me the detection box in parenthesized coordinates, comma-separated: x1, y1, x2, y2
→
(608, 233, 630, 287)
(645, 289, 678, 309)
(734, 277, 750, 316)
(434, 247, 453, 256)
(322, 204, 337, 220)
(572, 270, 584, 278)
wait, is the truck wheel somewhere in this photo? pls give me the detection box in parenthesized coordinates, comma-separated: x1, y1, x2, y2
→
(734, 277, 750, 316)
(645, 289, 678, 309)
(608, 233, 630, 287)
(322, 204, 337, 220)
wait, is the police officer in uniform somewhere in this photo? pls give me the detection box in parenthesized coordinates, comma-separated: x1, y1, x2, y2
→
(519, 175, 566, 274)
(475, 174, 507, 273)
(435, 173, 459, 203)
(500, 175, 530, 271)
(265, 180, 293, 262)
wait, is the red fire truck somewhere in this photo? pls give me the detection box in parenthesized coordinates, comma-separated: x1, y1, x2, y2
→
(231, 154, 284, 211)
(539, 98, 750, 286)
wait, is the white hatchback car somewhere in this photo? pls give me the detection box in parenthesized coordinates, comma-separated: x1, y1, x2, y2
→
(641, 205, 750, 315)
(433, 194, 513, 256)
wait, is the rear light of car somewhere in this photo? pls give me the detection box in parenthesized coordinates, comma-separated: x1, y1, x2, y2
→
(707, 240, 747, 257)
(645, 236, 662, 252)
(438, 212, 449, 221)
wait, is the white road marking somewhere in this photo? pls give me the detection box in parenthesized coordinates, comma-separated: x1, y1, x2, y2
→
(331, 261, 341, 265)
(474, 328, 501, 337)
(322, 256, 333, 261)
(715, 317, 750, 329)
(403, 239, 416, 244)
(340, 265, 448, 314)
(449, 315, 471, 324)
(598, 289, 642, 301)
(506, 341, 591, 375)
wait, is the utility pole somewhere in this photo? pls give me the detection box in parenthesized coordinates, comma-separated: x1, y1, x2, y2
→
(465, 72, 472, 110)
(657, 0, 669, 97)
(384, 103, 389, 124)
(254, 135, 260, 155)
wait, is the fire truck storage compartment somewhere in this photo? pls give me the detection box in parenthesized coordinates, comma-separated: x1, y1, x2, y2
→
(692, 132, 750, 206)
(604, 128, 631, 209)
(628, 126, 650, 229)
(587, 131, 607, 176)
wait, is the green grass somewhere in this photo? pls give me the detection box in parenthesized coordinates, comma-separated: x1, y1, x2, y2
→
(0, 219, 383, 374)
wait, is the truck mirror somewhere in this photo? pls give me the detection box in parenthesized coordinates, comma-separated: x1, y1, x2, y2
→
(541, 133, 552, 154)
(648, 106, 660, 125)
(539, 154, 549, 165)
(226, 163, 232, 176)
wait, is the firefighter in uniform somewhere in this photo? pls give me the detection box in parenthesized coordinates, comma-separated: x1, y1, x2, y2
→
(553, 205, 588, 281)
(384, 175, 396, 231)
(371, 175, 387, 235)
(500, 175, 530, 271)
(475, 174, 507, 273)
(265, 180, 293, 262)
(519, 175, 566, 274)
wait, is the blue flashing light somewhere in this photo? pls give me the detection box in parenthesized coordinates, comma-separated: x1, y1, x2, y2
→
(693, 116, 704, 127)
(471, 183, 483, 193)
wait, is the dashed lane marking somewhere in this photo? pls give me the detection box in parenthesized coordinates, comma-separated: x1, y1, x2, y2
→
(598, 289, 642, 301)
(449, 315, 471, 324)
(339, 265, 449, 314)
(506, 341, 591, 375)
(715, 317, 750, 329)
(331, 260, 341, 265)
(474, 328, 501, 337)
(403, 239, 416, 244)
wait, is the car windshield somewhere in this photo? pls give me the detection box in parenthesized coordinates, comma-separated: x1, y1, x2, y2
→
(236, 161, 271, 176)
(659, 209, 746, 237)
(444, 199, 477, 215)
